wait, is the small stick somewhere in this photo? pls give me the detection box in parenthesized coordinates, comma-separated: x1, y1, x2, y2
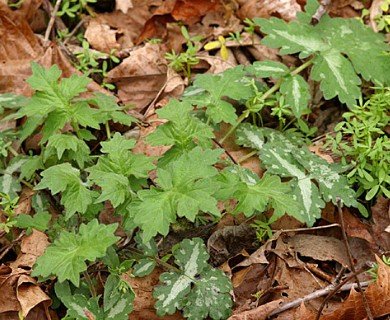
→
(311, 0, 331, 25)
(44, 0, 62, 43)
(334, 198, 373, 320)
(269, 279, 371, 317)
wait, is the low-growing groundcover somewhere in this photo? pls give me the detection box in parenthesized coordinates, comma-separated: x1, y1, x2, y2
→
(0, 0, 389, 319)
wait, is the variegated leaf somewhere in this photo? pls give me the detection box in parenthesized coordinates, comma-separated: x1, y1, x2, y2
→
(246, 60, 289, 79)
(280, 74, 310, 118)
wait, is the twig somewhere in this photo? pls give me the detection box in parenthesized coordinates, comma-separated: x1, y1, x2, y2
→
(212, 138, 238, 165)
(271, 223, 340, 233)
(44, 0, 62, 43)
(311, 0, 331, 25)
(333, 198, 373, 320)
(269, 279, 371, 318)
(63, 17, 89, 46)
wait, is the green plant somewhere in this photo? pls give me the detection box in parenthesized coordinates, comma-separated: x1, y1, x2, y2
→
(251, 217, 273, 244)
(204, 35, 229, 61)
(56, 0, 97, 18)
(243, 18, 256, 45)
(153, 238, 232, 320)
(0, 193, 19, 233)
(368, 255, 390, 282)
(74, 40, 119, 89)
(165, 26, 203, 79)
(375, 0, 390, 32)
(324, 87, 390, 207)
(0, 0, 388, 318)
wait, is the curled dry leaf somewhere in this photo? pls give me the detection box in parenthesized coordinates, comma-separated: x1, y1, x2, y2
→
(84, 19, 120, 54)
(106, 43, 167, 110)
(116, 0, 134, 14)
(0, 265, 51, 319)
(237, 0, 301, 22)
(10, 230, 49, 269)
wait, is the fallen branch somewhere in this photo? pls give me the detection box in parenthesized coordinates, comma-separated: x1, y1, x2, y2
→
(268, 280, 371, 317)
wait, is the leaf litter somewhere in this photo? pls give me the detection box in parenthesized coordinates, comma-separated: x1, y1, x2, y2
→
(0, 0, 389, 319)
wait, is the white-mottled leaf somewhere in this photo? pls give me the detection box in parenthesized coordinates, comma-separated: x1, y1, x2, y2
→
(153, 238, 232, 319)
(311, 48, 361, 107)
(133, 258, 156, 277)
(0, 157, 26, 198)
(280, 74, 310, 118)
(235, 123, 266, 150)
(246, 60, 289, 79)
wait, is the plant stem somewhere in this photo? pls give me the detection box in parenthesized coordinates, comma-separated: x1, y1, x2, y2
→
(105, 121, 111, 139)
(83, 270, 97, 298)
(237, 150, 258, 164)
(219, 58, 314, 145)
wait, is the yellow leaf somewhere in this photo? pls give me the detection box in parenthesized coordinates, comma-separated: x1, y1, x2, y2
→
(204, 41, 221, 51)
(221, 45, 229, 61)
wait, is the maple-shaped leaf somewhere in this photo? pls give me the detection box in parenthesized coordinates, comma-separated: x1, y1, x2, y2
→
(218, 168, 300, 220)
(35, 163, 96, 219)
(87, 133, 155, 207)
(246, 60, 289, 79)
(0, 157, 27, 198)
(19, 155, 44, 181)
(254, 17, 327, 58)
(154, 238, 232, 320)
(87, 92, 137, 126)
(146, 99, 214, 166)
(236, 124, 357, 226)
(55, 275, 134, 319)
(131, 147, 222, 242)
(45, 133, 90, 168)
(56, 282, 102, 320)
(15, 211, 51, 232)
(254, 2, 390, 107)
(317, 17, 390, 86)
(311, 48, 361, 107)
(16, 63, 128, 144)
(280, 74, 310, 118)
(32, 219, 119, 286)
(132, 232, 158, 277)
(182, 66, 253, 124)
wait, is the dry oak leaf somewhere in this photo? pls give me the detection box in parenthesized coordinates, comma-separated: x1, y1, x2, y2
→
(0, 265, 51, 319)
(237, 0, 301, 22)
(84, 19, 120, 54)
(106, 43, 167, 110)
(10, 229, 49, 270)
(116, 0, 133, 14)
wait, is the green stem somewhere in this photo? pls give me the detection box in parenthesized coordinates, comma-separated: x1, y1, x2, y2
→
(219, 58, 314, 145)
(237, 150, 258, 164)
(83, 270, 97, 298)
(20, 179, 35, 190)
(105, 121, 111, 139)
(7, 145, 18, 157)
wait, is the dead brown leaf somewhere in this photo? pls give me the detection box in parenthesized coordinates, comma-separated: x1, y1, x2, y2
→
(237, 0, 301, 22)
(84, 19, 120, 54)
(125, 268, 184, 319)
(370, 197, 390, 254)
(10, 230, 49, 270)
(288, 234, 349, 268)
(87, 1, 162, 50)
(0, 4, 43, 94)
(106, 43, 167, 110)
(229, 299, 282, 320)
(116, 0, 133, 14)
(0, 265, 51, 319)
